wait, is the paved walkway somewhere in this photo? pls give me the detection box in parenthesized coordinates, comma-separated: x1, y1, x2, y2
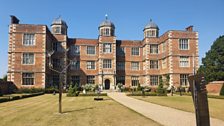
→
(108, 92, 224, 126)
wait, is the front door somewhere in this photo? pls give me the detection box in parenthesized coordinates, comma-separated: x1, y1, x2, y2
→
(105, 79, 110, 90)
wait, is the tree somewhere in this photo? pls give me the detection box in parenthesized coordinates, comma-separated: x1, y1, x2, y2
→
(198, 35, 224, 82)
(2, 75, 7, 81)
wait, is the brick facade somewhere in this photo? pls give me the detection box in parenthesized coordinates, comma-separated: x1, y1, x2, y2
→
(7, 16, 199, 90)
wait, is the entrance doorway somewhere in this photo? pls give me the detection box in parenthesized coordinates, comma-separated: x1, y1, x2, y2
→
(105, 79, 110, 90)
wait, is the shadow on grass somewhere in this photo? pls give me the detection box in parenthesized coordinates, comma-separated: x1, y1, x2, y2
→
(62, 107, 94, 114)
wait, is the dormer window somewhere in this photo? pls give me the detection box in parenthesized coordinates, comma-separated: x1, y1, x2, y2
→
(55, 27, 60, 33)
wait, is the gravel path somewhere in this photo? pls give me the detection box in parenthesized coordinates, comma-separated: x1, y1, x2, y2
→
(108, 92, 224, 126)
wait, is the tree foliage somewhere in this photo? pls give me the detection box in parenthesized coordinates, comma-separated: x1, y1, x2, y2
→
(198, 35, 224, 82)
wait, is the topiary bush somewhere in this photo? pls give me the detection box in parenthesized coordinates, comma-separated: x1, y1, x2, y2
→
(157, 76, 167, 96)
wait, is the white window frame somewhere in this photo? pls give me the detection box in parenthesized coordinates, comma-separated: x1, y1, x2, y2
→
(22, 53, 34, 65)
(103, 43, 112, 53)
(179, 56, 190, 67)
(131, 76, 139, 86)
(23, 33, 35, 46)
(103, 59, 112, 69)
(150, 60, 159, 69)
(86, 46, 96, 55)
(131, 47, 140, 56)
(180, 74, 189, 86)
(150, 44, 159, 54)
(179, 39, 189, 50)
(22, 72, 34, 85)
(87, 61, 95, 70)
(150, 75, 159, 86)
(131, 62, 140, 70)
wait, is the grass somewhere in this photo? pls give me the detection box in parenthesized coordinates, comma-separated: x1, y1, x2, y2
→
(132, 95, 224, 121)
(0, 94, 160, 126)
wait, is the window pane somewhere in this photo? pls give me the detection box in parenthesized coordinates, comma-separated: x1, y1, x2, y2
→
(150, 44, 158, 54)
(150, 60, 158, 69)
(87, 76, 95, 84)
(180, 74, 189, 86)
(22, 73, 34, 85)
(179, 39, 189, 50)
(103, 43, 112, 53)
(150, 75, 158, 86)
(87, 61, 95, 69)
(180, 56, 189, 67)
(131, 47, 139, 55)
(131, 62, 139, 70)
(87, 46, 95, 54)
(71, 76, 80, 86)
(23, 53, 34, 64)
(131, 76, 139, 86)
(103, 59, 112, 68)
(23, 34, 35, 46)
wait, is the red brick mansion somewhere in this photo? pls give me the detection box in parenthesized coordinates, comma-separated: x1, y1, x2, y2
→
(7, 16, 199, 90)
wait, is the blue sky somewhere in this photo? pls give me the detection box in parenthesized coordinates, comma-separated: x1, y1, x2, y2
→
(0, 0, 224, 78)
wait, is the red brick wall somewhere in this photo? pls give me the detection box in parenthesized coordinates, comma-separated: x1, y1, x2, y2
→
(206, 81, 224, 95)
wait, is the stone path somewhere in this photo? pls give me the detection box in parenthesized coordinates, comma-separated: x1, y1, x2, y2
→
(108, 92, 224, 126)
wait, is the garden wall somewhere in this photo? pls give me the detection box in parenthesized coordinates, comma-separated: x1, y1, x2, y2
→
(206, 81, 224, 95)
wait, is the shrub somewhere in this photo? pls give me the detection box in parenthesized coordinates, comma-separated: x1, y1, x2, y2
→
(0, 98, 9, 103)
(79, 92, 107, 96)
(220, 85, 224, 96)
(126, 91, 157, 96)
(67, 84, 80, 97)
(11, 96, 20, 100)
(137, 83, 143, 91)
(16, 87, 44, 94)
(0, 87, 3, 96)
(45, 87, 59, 94)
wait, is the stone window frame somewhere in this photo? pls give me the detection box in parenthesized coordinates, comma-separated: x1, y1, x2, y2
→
(131, 47, 140, 56)
(150, 44, 159, 54)
(86, 76, 95, 84)
(22, 53, 35, 65)
(86, 46, 96, 55)
(179, 56, 190, 67)
(22, 72, 34, 85)
(103, 43, 112, 53)
(131, 76, 139, 86)
(150, 60, 159, 69)
(150, 75, 159, 86)
(86, 61, 95, 70)
(103, 59, 112, 69)
(180, 74, 189, 86)
(179, 39, 189, 50)
(131, 62, 140, 70)
(23, 33, 35, 46)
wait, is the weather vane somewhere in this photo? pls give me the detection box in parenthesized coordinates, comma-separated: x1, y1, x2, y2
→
(105, 14, 108, 20)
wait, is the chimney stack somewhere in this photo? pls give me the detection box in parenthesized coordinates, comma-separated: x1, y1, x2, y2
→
(10, 15, 20, 24)
(185, 25, 193, 32)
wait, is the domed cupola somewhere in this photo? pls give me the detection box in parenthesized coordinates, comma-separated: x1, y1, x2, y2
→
(143, 19, 159, 38)
(51, 16, 68, 35)
(99, 14, 115, 36)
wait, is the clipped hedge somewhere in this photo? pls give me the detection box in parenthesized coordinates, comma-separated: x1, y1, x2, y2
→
(220, 85, 224, 96)
(0, 92, 44, 103)
(126, 92, 157, 96)
(67, 92, 107, 97)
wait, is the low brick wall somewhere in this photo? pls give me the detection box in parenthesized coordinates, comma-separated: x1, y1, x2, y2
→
(0, 80, 17, 94)
(206, 81, 224, 95)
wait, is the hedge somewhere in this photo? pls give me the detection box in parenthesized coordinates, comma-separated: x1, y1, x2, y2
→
(67, 92, 107, 97)
(0, 92, 44, 103)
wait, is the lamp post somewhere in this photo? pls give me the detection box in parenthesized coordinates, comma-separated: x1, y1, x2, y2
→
(47, 49, 77, 113)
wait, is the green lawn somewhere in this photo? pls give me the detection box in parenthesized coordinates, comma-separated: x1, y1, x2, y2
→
(0, 94, 160, 126)
(132, 95, 224, 121)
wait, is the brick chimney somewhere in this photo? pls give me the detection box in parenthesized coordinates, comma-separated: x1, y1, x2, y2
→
(185, 25, 193, 32)
(10, 15, 20, 24)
